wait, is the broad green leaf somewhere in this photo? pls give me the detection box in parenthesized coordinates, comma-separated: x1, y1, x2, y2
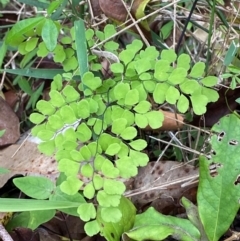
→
(62, 85, 80, 102)
(97, 196, 136, 241)
(126, 39, 143, 53)
(200, 76, 218, 87)
(168, 67, 187, 85)
(78, 203, 96, 221)
(140, 46, 159, 60)
(37, 41, 49, 57)
(125, 207, 200, 241)
(198, 114, 240, 241)
(190, 95, 208, 115)
(180, 79, 200, 94)
(0, 199, 80, 212)
(5, 17, 45, 46)
(177, 94, 189, 113)
(165, 86, 180, 104)
(134, 100, 151, 114)
(145, 110, 164, 129)
(77, 123, 92, 142)
(153, 82, 169, 104)
(125, 89, 139, 105)
(103, 179, 126, 195)
(18, 78, 33, 95)
(189, 62, 205, 78)
(41, 19, 58, 51)
(104, 24, 117, 38)
(25, 37, 38, 52)
(119, 50, 136, 66)
(139, 72, 151, 80)
(80, 145, 92, 160)
(100, 207, 122, 223)
(134, 59, 152, 74)
(29, 113, 45, 124)
(13, 176, 54, 199)
(60, 176, 83, 195)
(161, 49, 177, 62)
(104, 41, 119, 51)
(120, 127, 137, 140)
(93, 175, 104, 190)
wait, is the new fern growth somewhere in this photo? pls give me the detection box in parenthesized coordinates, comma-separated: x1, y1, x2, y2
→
(5, 17, 219, 236)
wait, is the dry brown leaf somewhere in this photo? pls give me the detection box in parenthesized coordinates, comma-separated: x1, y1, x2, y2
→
(0, 97, 20, 146)
(99, 0, 128, 23)
(129, 160, 199, 207)
(0, 138, 58, 188)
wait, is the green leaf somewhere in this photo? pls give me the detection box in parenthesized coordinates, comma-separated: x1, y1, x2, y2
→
(84, 220, 100, 236)
(114, 82, 130, 100)
(125, 89, 139, 105)
(18, 78, 33, 95)
(36, 100, 55, 115)
(103, 179, 126, 195)
(81, 164, 94, 178)
(111, 118, 127, 135)
(25, 37, 39, 52)
(200, 76, 218, 87)
(133, 100, 151, 114)
(100, 158, 119, 178)
(84, 182, 95, 199)
(202, 87, 219, 102)
(177, 53, 190, 71)
(101, 207, 122, 223)
(105, 143, 121, 156)
(60, 105, 77, 124)
(153, 83, 169, 104)
(93, 175, 104, 190)
(5, 17, 45, 46)
(104, 24, 117, 38)
(97, 196, 136, 241)
(58, 158, 80, 176)
(13, 176, 54, 199)
(77, 123, 92, 142)
(145, 111, 164, 129)
(78, 203, 96, 221)
(119, 50, 136, 66)
(134, 59, 152, 74)
(198, 114, 240, 241)
(177, 95, 189, 113)
(29, 113, 46, 124)
(165, 86, 180, 104)
(179, 79, 200, 94)
(125, 207, 200, 241)
(49, 90, 65, 107)
(154, 60, 170, 81)
(77, 99, 90, 118)
(37, 130, 55, 141)
(41, 19, 58, 51)
(110, 63, 124, 74)
(130, 150, 149, 166)
(161, 49, 177, 62)
(129, 139, 147, 151)
(189, 62, 205, 78)
(48, 114, 64, 130)
(60, 176, 83, 195)
(135, 113, 148, 128)
(190, 94, 208, 115)
(38, 140, 55, 156)
(82, 72, 102, 91)
(168, 68, 187, 85)
(116, 157, 138, 178)
(120, 127, 137, 140)
(97, 190, 121, 207)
